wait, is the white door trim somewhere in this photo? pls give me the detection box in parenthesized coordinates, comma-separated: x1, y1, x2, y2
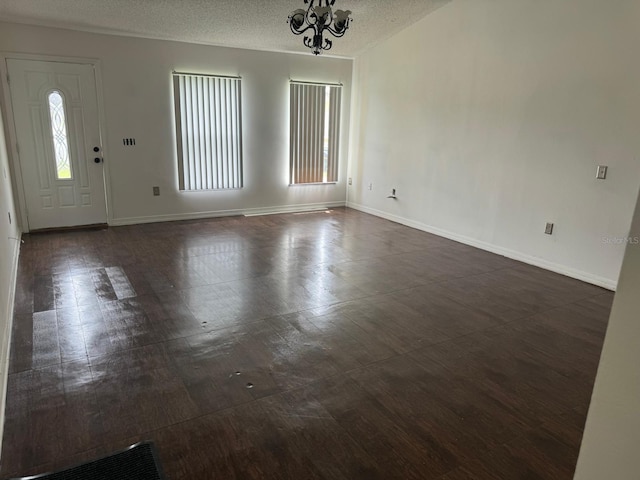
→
(0, 52, 113, 232)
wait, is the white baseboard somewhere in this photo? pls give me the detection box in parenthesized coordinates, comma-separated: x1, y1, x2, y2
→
(0, 234, 21, 462)
(347, 202, 617, 291)
(109, 201, 347, 227)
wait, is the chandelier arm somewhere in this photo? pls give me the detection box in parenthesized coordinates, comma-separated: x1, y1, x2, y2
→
(304, 2, 317, 26)
(325, 25, 349, 38)
(308, 0, 336, 6)
(289, 23, 315, 36)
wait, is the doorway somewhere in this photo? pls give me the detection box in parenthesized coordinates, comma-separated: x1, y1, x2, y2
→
(6, 58, 107, 231)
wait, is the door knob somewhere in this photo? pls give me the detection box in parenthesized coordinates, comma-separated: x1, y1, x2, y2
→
(93, 146, 100, 152)
(94, 157, 102, 164)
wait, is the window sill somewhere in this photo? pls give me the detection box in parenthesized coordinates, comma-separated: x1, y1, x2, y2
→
(289, 182, 338, 187)
(180, 187, 243, 193)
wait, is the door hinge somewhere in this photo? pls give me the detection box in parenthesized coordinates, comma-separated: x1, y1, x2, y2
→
(5, 74, 9, 85)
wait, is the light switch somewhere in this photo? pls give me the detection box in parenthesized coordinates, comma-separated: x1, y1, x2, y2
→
(596, 165, 608, 180)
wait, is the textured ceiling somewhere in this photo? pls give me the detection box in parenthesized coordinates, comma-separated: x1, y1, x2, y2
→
(0, 0, 450, 57)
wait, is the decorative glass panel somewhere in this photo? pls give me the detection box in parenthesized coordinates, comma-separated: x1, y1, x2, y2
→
(48, 90, 72, 180)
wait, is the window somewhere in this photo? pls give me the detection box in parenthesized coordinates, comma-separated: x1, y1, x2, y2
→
(289, 82, 342, 185)
(173, 73, 243, 191)
(47, 90, 72, 180)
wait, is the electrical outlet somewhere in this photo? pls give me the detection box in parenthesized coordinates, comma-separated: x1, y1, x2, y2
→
(545, 223, 554, 235)
(153, 186, 160, 196)
(348, 177, 352, 186)
(368, 183, 373, 191)
(596, 165, 608, 180)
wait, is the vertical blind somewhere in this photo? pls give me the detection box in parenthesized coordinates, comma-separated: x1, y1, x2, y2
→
(173, 73, 243, 191)
(290, 82, 342, 185)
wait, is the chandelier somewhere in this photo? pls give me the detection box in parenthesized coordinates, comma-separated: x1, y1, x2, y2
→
(288, 0, 352, 55)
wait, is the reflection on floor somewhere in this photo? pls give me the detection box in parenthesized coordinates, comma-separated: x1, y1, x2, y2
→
(2, 208, 611, 479)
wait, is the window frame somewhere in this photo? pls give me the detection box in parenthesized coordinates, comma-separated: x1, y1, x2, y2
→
(173, 71, 244, 192)
(289, 80, 342, 186)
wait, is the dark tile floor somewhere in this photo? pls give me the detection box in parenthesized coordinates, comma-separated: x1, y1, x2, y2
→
(1, 208, 612, 479)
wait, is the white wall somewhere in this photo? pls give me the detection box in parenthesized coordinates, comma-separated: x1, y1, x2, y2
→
(0, 22, 353, 227)
(0, 98, 20, 458)
(348, 0, 640, 289)
(574, 188, 640, 479)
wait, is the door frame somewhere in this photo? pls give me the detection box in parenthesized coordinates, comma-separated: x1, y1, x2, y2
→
(0, 52, 113, 232)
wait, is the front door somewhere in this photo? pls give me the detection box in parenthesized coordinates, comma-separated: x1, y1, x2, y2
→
(6, 59, 107, 230)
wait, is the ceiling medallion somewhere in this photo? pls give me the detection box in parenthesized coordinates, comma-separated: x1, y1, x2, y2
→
(288, 0, 353, 55)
